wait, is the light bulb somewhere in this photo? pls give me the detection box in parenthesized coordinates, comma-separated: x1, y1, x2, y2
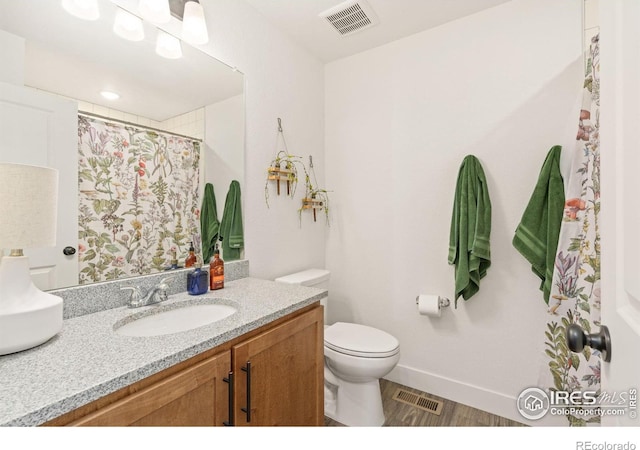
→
(61, 0, 100, 21)
(138, 0, 171, 24)
(113, 8, 145, 42)
(156, 30, 182, 59)
(182, 1, 208, 45)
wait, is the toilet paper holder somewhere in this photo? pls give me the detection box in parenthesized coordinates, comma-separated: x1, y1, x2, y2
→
(415, 295, 451, 308)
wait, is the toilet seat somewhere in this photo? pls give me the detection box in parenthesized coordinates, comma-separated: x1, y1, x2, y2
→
(324, 322, 399, 358)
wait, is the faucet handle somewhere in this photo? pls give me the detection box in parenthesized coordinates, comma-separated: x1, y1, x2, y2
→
(161, 278, 173, 298)
(121, 286, 143, 306)
(158, 277, 173, 289)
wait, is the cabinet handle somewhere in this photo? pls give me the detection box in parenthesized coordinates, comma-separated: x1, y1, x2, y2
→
(241, 362, 252, 423)
(222, 371, 234, 426)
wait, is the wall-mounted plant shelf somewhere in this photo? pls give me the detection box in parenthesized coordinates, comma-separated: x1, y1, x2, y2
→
(264, 119, 303, 207)
(267, 166, 295, 196)
(265, 118, 332, 226)
(301, 197, 325, 222)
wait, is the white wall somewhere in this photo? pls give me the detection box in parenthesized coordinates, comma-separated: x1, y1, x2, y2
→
(325, 0, 582, 424)
(199, 0, 326, 280)
(0, 29, 24, 85)
(204, 94, 245, 221)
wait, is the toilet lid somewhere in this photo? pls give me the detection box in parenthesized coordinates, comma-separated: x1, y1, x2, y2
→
(324, 322, 399, 358)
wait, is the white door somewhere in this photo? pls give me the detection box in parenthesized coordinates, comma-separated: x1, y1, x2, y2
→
(599, 0, 640, 426)
(0, 81, 78, 290)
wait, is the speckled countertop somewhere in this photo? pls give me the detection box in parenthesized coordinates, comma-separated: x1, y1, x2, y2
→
(0, 277, 327, 427)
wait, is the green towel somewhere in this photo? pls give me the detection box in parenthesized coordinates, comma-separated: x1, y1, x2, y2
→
(448, 155, 492, 307)
(200, 183, 220, 264)
(220, 180, 244, 261)
(512, 145, 565, 304)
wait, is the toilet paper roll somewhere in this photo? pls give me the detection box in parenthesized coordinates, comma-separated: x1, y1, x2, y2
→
(417, 294, 441, 317)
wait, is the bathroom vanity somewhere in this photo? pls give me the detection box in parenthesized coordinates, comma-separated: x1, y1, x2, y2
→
(0, 276, 326, 426)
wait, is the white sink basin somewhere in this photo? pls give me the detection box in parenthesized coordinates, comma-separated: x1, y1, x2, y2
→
(115, 302, 237, 337)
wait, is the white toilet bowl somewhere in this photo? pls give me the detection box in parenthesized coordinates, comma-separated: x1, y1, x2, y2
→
(274, 269, 401, 427)
(323, 322, 400, 427)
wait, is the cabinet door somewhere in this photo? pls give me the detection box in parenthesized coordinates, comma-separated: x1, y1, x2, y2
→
(70, 351, 231, 426)
(233, 306, 324, 426)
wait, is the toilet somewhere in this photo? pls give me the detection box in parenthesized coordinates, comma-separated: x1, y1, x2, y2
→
(275, 269, 400, 427)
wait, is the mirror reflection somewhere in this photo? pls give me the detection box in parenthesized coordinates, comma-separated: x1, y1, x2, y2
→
(0, 0, 245, 290)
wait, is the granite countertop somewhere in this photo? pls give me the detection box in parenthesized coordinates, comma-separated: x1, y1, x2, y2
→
(0, 277, 327, 426)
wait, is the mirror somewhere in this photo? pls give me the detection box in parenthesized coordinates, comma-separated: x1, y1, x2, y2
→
(0, 0, 244, 289)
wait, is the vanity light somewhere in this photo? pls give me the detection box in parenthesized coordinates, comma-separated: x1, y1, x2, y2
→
(113, 7, 145, 41)
(156, 30, 182, 59)
(0, 163, 62, 355)
(182, 1, 208, 45)
(138, 0, 171, 24)
(100, 90, 120, 100)
(61, 0, 100, 21)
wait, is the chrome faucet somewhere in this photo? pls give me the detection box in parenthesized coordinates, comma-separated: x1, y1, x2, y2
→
(121, 278, 171, 308)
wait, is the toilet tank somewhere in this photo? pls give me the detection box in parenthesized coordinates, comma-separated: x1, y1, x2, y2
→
(274, 269, 330, 289)
(275, 269, 330, 322)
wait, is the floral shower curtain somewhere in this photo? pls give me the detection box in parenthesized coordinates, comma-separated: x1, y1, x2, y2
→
(77, 115, 201, 284)
(540, 34, 601, 426)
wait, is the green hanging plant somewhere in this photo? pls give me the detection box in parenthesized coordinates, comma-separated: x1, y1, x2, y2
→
(264, 150, 303, 207)
(264, 118, 307, 208)
(298, 157, 331, 226)
(264, 119, 332, 225)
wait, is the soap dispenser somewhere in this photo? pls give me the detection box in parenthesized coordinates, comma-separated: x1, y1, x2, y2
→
(187, 259, 208, 295)
(185, 241, 197, 268)
(166, 248, 180, 270)
(209, 244, 224, 290)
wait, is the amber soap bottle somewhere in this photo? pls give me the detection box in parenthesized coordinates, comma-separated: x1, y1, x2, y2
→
(185, 241, 197, 268)
(209, 245, 224, 290)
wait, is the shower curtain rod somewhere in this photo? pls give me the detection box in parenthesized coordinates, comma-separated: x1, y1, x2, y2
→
(78, 111, 203, 143)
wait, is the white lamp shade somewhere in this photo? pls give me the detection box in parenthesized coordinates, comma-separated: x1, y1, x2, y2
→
(0, 163, 58, 249)
(138, 0, 171, 24)
(182, 1, 209, 45)
(113, 8, 145, 41)
(61, 0, 100, 21)
(156, 30, 182, 59)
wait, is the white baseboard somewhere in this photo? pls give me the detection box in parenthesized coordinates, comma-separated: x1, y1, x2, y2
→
(385, 364, 568, 427)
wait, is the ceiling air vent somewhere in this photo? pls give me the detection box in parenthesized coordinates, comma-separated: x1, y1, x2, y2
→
(319, 0, 379, 37)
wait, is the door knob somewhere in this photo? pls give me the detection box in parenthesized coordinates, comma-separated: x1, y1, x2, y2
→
(63, 246, 76, 256)
(566, 323, 612, 362)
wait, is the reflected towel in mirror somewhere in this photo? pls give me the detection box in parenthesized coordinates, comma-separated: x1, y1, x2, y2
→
(201, 183, 220, 264)
(220, 180, 244, 261)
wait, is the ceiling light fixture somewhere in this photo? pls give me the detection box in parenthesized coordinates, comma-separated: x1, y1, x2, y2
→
(61, 0, 100, 21)
(100, 91, 120, 100)
(62, 1, 208, 60)
(113, 7, 145, 41)
(182, 1, 208, 45)
(138, 0, 171, 24)
(156, 30, 182, 59)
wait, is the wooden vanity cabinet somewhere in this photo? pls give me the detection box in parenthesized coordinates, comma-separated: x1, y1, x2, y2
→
(45, 304, 323, 427)
(232, 303, 324, 426)
(68, 351, 231, 426)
